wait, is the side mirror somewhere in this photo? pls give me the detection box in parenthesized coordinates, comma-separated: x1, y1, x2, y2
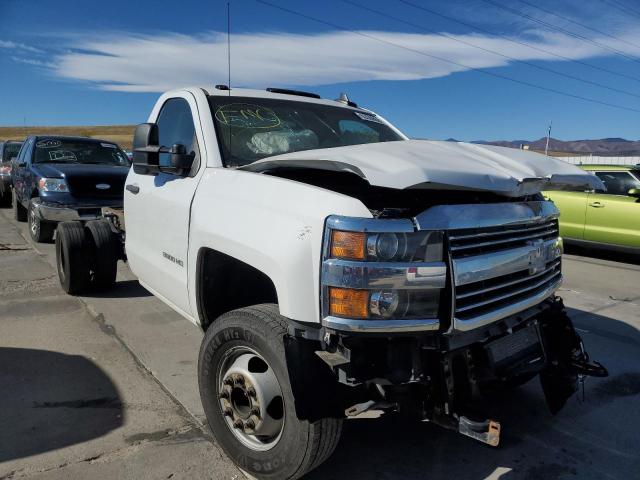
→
(628, 188, 640, 198)
(132, 123, 159, 169)
(132, 123, 195, 176)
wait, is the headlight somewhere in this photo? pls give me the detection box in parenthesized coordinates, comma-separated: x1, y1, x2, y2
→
(330, 229, 443, 263)
(323, 217, 446, 324)
(38, 178, 69, 192)
(0, 165, 11, 175)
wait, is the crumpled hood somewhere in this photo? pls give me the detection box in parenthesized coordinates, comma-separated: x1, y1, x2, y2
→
(241, 139, 604, 196)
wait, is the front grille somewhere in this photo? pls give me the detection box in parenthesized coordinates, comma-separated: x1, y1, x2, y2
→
(449, 219, 559, 258)
(449, 218, 562, 327)
(67, 175, 126, 199)
(455, 259, 561, 321)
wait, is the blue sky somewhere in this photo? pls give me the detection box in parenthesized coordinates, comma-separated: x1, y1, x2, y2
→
(1, 0, 639, 141)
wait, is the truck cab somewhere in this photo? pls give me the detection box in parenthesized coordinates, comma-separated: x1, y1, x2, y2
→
(54, 86, 607, 480)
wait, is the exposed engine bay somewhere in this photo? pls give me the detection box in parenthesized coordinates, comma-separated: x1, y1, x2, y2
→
(265, 167, 542, 218)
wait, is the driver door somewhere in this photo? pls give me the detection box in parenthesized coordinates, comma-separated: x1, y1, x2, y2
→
(125, 93, 204, 317)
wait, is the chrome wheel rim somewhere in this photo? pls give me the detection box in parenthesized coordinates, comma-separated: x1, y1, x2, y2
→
(217, 346, 285, 451)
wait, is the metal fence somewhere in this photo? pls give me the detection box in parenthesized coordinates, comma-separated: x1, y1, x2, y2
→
(552, 155, 640, 165)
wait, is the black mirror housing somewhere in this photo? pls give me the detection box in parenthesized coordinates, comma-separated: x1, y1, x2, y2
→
(132, 123, 159, 173)
(628, 188, 640, 198)
(132, 123, 195, 176)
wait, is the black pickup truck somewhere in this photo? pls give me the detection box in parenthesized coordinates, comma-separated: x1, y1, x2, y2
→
(11, 136, 130, 242)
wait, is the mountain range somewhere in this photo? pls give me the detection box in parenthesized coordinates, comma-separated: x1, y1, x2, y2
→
(465, 137, 640, 155)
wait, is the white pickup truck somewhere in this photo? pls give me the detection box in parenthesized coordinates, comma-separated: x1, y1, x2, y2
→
(54, 86, 607, 479)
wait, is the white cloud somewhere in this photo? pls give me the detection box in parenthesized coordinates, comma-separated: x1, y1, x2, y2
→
(39, 28, 640, 92)
(0, 40, 43, 53)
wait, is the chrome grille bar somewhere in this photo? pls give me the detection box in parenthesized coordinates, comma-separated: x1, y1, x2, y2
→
(456, 259, 561, 300)
(456, 267, 561, 314)
(450, 226, 558, 252)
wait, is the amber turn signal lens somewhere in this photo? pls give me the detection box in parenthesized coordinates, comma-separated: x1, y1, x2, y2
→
(329, 287, 369, 318)
(331, 231, 366, 260)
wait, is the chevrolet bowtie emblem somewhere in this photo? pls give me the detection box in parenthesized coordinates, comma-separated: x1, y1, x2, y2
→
(527, 239, 546, 275)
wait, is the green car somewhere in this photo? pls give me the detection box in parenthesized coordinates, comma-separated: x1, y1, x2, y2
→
(544, 165, 640, 255)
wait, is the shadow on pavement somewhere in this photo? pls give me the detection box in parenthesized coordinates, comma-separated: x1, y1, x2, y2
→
(308, 308, 640, 480)
(564, 244, 640, 265)
(82, 279, 152, 299)
(0, 347, 124, 462)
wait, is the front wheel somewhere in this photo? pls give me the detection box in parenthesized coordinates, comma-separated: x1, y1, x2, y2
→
(198, 305, 342, 480)
(12, 189, 27, 222)
(28, 200, 54, 243)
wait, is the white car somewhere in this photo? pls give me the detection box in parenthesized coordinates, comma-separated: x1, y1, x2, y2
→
(54, 86, 606, 479)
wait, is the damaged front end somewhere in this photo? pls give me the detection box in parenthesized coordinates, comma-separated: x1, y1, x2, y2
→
(316, 200, 607, 446)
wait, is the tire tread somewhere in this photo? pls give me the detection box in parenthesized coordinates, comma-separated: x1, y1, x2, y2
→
(199, 304, 342, 480)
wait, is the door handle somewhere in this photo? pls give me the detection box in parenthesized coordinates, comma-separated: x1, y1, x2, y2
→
(126, 184, 140, 194)
(588, 201, 604, 208)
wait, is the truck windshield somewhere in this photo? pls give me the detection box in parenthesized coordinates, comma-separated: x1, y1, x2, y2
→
(209, 96, 404, 167)
(33, 139, 130, 166)
(2, 142, 22, 162)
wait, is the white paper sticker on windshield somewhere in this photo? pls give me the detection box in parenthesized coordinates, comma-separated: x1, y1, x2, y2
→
(354, 111, 383, 124)
(36, 139, 62, 148)
(101, 143, 117, 148)
(49, 150, 77, 162)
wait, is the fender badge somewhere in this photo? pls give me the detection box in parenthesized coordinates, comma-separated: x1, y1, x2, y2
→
(96, 183, 111, 190)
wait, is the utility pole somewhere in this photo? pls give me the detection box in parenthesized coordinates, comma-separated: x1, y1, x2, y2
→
(545, 120, 552, 156)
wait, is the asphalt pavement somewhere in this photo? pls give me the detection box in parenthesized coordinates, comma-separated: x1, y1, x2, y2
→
(1, 207, 639, 480)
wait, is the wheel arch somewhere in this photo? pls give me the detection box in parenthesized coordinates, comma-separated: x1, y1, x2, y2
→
(195, 247, 280, 331)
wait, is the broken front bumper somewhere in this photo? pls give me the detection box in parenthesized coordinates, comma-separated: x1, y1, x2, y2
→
(32, 199, 123, 223)
(318, 297, 607, 445)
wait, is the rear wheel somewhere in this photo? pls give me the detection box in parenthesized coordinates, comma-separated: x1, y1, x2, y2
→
(56, 221, 91, 294)
(198, 304, 342, 480)
(28, 200, 54, 243)
(85, 220, 118, 288)
(12, 189, 27, 222)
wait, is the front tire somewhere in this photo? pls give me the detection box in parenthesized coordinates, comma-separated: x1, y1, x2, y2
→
(28, 200, 54, 243)
(0, 189, 11, 207)
(12, 189, 27, 222)
(198, 304, 342, 480)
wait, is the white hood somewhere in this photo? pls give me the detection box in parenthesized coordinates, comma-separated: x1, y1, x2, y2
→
(241, 139, 604, 196)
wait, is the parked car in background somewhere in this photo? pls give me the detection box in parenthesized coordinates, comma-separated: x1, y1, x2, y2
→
(11, 136, 130, 242)
(0, 140, 23, 206)
(544, 164, 640, 255)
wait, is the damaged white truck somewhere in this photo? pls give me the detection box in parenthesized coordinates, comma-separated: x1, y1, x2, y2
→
(55, 86, 608, 479)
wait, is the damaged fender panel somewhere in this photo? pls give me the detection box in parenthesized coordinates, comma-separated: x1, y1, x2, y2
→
(241, 139, 604, 197)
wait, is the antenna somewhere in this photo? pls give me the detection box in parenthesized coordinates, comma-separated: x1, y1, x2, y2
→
(545, 120, 552, 156)
(226, 1, 233, 163)
(227, 1, 231, 92)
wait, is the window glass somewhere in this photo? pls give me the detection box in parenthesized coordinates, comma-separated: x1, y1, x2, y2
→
(156, 98, 197, 167)
(595, 171, 640, 196)
(338, 120, 380, 145)
(33, 139, 129, 165)
(2, 142, 22, 162)
(209, 96, 403, 167)
(15, 138, 33, 165)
